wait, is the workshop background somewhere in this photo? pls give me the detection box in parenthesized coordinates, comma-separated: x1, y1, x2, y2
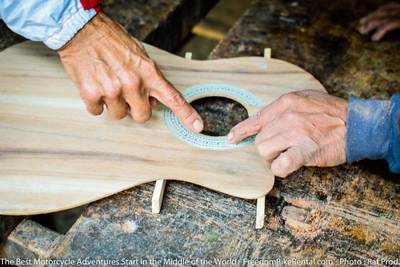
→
(1, 0, 400, 265)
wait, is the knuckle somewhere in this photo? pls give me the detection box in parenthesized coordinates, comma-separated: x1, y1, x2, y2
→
(294, 126, 309, 138)
(254, 129, 267, 144)
(279, 93, 298, 106)
(167, 91, 186, 108)
(249, 112, 262, 131)
(81, 86, 101, 102)
(231, 126, 245, 140)
(104, 85, 122, 99)
(144, 60, 158, 75)
(282, 111, 300, 122)
(125, 75, 141, 90)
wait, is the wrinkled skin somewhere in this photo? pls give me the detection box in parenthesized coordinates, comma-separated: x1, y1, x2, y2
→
(228, 90, 348, 178)
(58, 12, 203, 132)
(359, 3, 400, 41)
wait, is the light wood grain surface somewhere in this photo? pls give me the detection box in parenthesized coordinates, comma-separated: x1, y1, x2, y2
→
(0, 42, 324, 215)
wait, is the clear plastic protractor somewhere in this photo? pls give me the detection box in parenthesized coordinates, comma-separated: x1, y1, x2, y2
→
(163, 84, 264, 150)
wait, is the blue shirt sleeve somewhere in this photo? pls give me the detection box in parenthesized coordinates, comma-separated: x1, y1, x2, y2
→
(0, 0, 97, 49)
(346, 94, 400, 173)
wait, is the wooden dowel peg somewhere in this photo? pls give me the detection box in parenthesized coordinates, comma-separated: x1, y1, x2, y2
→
(152, 179, 167, 213)
(263, 48, 271, 59)
(256, 196, 266, 229)
(185, 52, 193, 60)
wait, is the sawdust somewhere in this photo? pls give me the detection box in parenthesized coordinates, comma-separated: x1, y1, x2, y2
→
(121, 220, 138, 234)
(266, 216, 281, 231)
(286, 198, 314, 209)
(338, 173, 399, 221)
(350, 224, 377, 245)
(328, 216, 345, 229)
(382, 241, 400, 253)
(284, 208, 323, 239)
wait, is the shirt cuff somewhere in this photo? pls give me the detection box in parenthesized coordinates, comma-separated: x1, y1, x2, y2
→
(43, 7, 97, 50)
(346, 96, 391, 163)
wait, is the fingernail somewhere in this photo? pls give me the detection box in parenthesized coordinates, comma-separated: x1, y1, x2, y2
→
(193, 119, 203, 132)
(227, 132, 233, 142)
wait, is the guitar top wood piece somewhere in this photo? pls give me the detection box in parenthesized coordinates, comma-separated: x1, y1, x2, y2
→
(0, 42, 325, 215)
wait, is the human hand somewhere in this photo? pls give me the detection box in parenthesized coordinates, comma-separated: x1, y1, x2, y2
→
(58, 12, 203, 132)
(228, 90, 347, 177)
(359, 3, 400, 41)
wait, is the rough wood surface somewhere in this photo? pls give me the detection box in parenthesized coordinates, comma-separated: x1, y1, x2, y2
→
(2, 219, 62, 260)
(0, 216, 21, 246)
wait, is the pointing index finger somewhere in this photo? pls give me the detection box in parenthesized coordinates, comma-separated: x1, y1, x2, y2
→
(228, 111, 263, 144)
(150, 79, 204, 133)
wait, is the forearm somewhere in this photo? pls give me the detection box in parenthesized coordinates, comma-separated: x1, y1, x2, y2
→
(346, 94, 400, 173)
(0, 0, 101, 49)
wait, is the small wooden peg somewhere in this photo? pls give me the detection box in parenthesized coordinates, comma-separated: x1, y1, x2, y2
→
(152, 179, 167, 213)
(185, 52, 193, 60)
(263, 48, 271, 59)
(256, 196, 266, 229)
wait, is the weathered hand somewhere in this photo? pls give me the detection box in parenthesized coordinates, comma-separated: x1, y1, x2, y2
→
(58, 12, 203, 132)
(228, 90, 348, 177)
(359, 3, 400, 41)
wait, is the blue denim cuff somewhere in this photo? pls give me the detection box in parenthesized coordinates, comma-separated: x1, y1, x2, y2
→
(346, 96, 391, 163)
(387, 94, 400, 173)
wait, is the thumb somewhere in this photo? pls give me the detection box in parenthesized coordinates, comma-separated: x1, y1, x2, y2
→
(150, 78, 203, 133)
(271, 147, 305, 178)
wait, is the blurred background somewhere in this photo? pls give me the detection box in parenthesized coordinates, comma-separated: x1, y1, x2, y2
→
(177, 0, 252, 59)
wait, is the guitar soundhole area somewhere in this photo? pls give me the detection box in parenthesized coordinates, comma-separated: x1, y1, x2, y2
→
(163, 84, 264, 150)
(191, 96, 248, 137)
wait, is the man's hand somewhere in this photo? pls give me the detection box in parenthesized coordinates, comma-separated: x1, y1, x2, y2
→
(58, 12, 203, 132)
(228, 90, 347, 178)
(359, 3, 400, 41)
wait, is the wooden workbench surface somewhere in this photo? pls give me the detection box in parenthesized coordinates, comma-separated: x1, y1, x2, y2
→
(2, 0, 400, 264)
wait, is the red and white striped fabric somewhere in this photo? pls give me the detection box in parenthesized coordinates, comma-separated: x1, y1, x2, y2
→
(0, 0, 102, 49)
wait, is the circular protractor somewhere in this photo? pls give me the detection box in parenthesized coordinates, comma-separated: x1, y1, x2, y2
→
(163, 83, 264, 150)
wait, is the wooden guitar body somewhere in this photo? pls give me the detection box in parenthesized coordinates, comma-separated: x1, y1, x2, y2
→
(0, 42, 324, 215)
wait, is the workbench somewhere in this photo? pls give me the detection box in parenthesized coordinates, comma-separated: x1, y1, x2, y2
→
(1, 0, 400, 265)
